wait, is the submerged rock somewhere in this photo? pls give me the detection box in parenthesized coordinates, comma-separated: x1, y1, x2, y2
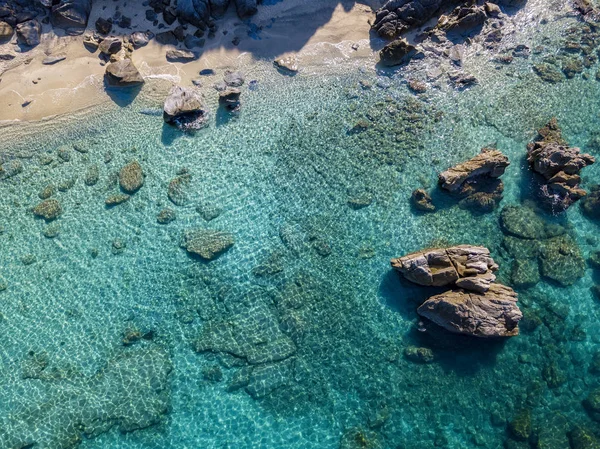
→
(105, 59, 144, 87)
(33, 199, 62, 221)
(527, 119, 595, 211)
(163, 86, 210, 131)
(182, 228, 234, 260)
(119, 161, 144, 193)
(404, 346, 434, 363)
(391, 245, 498, 291)
(168, 173, 191, 206)
(379, 38, 419, 66)
(508, 409, 532, 441)
(436, 4, 487, 33)
(417, 283, 522, 337)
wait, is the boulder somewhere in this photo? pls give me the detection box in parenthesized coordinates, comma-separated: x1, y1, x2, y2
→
(105, 59, 144, 87)
(155, 31, 178, 46)
(379, 38, 419, 66)
(499, 205, 551, 239)
(0, 21, 13, 41)
(527, 119, 595, 211)
(16, 19, 40, 46)
(33, 199, 62, 221)
(51, 0, 92, 29)
(372, 0, 448, 39)
(218, 88, 241, 111)
(166, 48, 197, 62)
(411, 188, 435, 211)
(391, 245, 499, 291)
(182, 229, 235, 260)
(234, 0, 257, 19)
(417, 283, 522, 337)
(163, 86, 210, 131)
(105, 194, 130, 206)
(439, 148, 510, 192)
(119, 161, 144, 193)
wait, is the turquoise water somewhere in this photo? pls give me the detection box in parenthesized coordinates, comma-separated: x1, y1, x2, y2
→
(2, 10, 600, 449)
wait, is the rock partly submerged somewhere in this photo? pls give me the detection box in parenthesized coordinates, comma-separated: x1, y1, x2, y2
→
(527, 119, 595, 212)
(392, 245, 522, 338)
(163, 86, 210, 131)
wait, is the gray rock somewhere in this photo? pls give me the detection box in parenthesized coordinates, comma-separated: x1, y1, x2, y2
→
(391, 245, 499, 291)
(166, 48, 197, 62)
(218, 88, 241, 111)
(176, 0, 210, 28)
(417, 283, 522, 337)
(182, 229, 234, 260)
(16, 19, 40, 46)
(155, 31, 178, 46)
(411, 188, 435, 211)
(119, 160, 144, 193)
(163, 86, 210, 131)
(105, 59, 144, 87)
(51, 0, 92, 29)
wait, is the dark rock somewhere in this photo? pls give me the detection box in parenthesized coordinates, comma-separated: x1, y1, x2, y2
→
(527, 119, 594, 211)
(84, 165, 99, 186)
(533, 63, 565, 83)
(119, 160, 144, 193)
(508, 409, 531, 441)
(105, 59, 144, 87)
(146, 9, 157, 21)
(163, 86, 210, 131)
(404, 346, 434, 363)
(500, 205, 552, 240)
(95, 17, 112, 35)
(182, 228, 234, 260)
(569, 427, 600, 449)
(417, 283, 521, 337)
(411, 188, 435, 211)
(584, 388, 600, 422)
(33, 199, 62, 221)
(437, 4, 487, 34)
(199, 68, 215, 75)
(130, 31, 150, 48)
(52, 0, 92, 29)
(176, 0, 209, 28)
(184, 34, 205, 48)
(379, 38, 418, 66)
(16, 19, 40, 46)
(173, 25, 185, 41)
(163, 7, 177, 25)
(166, 48, 197, 62)
(539, 235, 586, 286)
(118, 15, 131, 28)
(167, 173, 191, 205)
(581, 185, 600, 220)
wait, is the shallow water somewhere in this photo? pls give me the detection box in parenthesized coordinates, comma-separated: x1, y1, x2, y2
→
(2, 6, 600, 449)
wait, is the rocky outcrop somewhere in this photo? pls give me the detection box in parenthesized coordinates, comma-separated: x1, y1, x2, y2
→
(392, 245, 521, 337)
(105, 59, 144, 87)
(379, 38, 420, 66)
(274, 56, 299, 75)
(182, 228, 235, 260)
(439, 147, 509, 212)
(527, 119, 595, 212)
(16, 19, 40, 47)
(51, 0, 92, 30)
(163, 86, 210, 131)
(391, 245, 499, 292)
(372, 0, 449, 40)
(417, 283, 521, 337)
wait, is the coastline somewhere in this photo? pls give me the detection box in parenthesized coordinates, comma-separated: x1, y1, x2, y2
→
(0, 0, 377, 122)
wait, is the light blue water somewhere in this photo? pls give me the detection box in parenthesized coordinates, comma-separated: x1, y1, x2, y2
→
(2, 10, 600, 449)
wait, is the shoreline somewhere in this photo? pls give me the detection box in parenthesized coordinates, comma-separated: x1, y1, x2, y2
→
(0, 1, 378, 123)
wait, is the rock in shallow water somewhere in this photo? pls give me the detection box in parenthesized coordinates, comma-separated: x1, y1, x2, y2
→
(417, 283, 522, 338)
(182, 229, 234, 260)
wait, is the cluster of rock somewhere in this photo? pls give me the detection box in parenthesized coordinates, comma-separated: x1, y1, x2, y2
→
(500, 204, 585, 287)
(391, 245, 522, 338)
(411, 147, 510, 214)
(527, 119, 595, 212)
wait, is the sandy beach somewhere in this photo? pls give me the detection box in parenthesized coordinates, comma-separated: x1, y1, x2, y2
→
(0, 0, 379, 122)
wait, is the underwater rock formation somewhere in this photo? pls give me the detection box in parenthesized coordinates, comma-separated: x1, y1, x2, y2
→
(527, 119, 595, 212)
(391, 245, 499, 291)
(439, 147, 509, 212)
(417, 283, 521, 337)
(392, 245, 522, 337)
(163, 86, 210, 131)
(182, 228, 234, 260)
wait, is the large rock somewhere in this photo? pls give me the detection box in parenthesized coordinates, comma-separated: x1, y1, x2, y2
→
(372, 0, 448, 39)
(176, 0, 210, 28)
(379, 38, 419, 66)
(119, 160, 144, 193)
(16, 19, 40, 47)
(527, 119, 595, 211)
(105, 59, 144, 86)
(391, 245, 498, 292)
(163, 86, 210, 131)
(51, 0, 92, 29)
(182, 229, 235, 260)
(439, 148, 509, 192)
(234, 0, 257, 19)
(417, 283, 522, 337)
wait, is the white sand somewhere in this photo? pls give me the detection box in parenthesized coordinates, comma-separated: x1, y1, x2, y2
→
(0, 0, 380, 122)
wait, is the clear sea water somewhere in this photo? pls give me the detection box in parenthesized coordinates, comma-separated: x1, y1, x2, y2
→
(2, 4, 600, 448)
